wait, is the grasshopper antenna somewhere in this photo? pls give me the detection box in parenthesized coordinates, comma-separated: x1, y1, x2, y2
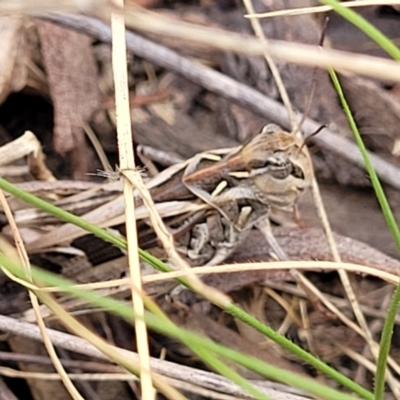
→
(299, 124, 327, 154)
(295, 17, 330, 135)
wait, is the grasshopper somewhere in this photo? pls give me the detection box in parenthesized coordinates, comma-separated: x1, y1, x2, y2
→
(174, 123, 312, 264)
(134, 123, 312, 265)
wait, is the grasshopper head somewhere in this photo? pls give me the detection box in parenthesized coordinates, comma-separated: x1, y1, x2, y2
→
(241, 124, 312, 209)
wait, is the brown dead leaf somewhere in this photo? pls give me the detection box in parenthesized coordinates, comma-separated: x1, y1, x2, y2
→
(36, 20, 100, 155)
(0, 16, 28, 104)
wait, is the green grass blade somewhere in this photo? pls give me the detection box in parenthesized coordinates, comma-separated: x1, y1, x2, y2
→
(320, 0, 400, 60)
(329, 69, 400, 400)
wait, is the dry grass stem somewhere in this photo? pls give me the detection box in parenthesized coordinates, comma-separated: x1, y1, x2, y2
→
(310, 175, 384, 378)
(110, 2, 154, 397)
(83, 122, 111, 172)
(243, 0, 295, 129)
(39, 12, 400, 82)
(119, 6, 400, 81)
(0, 0, 105, 13)
(30, 260, 400, 295)
(263, 288, 303, 328)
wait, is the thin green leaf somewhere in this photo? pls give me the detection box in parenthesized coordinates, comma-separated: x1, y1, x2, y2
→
(329, 69, 400, 400)
(320, 0, 400, 60)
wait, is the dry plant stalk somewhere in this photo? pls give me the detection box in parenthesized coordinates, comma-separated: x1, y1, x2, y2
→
(242, 0, 294, 127)
(117, 4, 400, 81)
(110, 2, 155, 398)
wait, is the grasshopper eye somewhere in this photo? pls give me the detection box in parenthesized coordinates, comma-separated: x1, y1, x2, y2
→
(292, 164, 305, 179)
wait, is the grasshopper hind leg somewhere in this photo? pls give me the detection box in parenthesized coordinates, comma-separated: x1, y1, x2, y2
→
(186, 213, 243, 266)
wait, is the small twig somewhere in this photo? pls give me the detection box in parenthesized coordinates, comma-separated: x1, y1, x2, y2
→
(0, 365, 248, 400)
